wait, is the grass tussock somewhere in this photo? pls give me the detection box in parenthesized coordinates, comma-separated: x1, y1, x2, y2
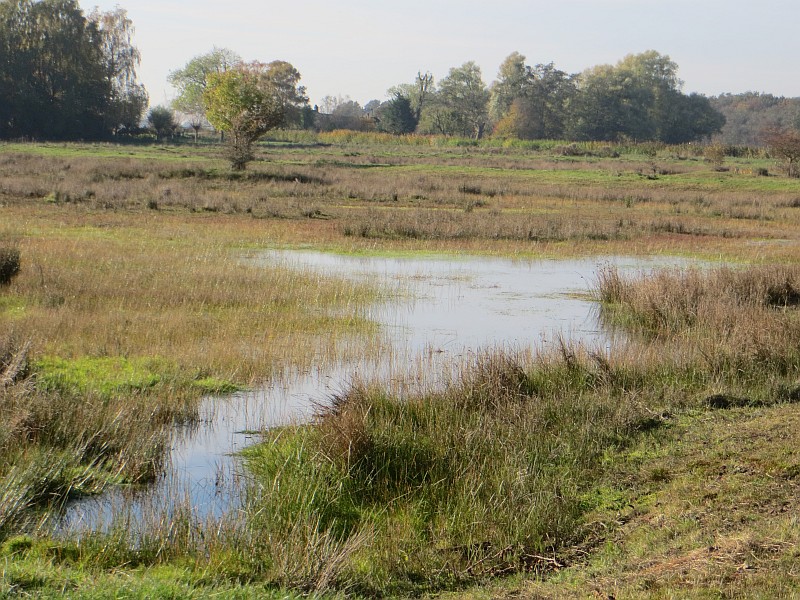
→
(241, 349, 661, 595)
(234, 266, 800, 595)
(0, 336, 180, 540)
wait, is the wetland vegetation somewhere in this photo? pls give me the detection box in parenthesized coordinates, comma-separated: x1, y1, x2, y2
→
(1, 136, 800, 597)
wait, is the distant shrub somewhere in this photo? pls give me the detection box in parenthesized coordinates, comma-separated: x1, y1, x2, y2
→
(458, 183, 483, 195)
(704, 144, 726, 166)
(554, 143, 588, 157)
(0, 246, 20, 285)
(595, 145, 620, 158)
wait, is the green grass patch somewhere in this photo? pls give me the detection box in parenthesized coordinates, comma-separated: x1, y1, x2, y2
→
(0, 295, 26, 318)
(191, 376, 242, 394)
(0, 141, 218, 163)
(33, 356, 170, 398)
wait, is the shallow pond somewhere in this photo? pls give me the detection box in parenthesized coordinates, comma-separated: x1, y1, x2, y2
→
(59, 251, 687, 533)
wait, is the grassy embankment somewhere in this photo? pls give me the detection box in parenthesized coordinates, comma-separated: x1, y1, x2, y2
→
(1, 136, 800, 597)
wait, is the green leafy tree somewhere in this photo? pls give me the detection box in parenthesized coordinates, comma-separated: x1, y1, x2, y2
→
(147, 106, 177, 142)
(492, 60, 575, 140)
(299, 104, 317, 129)
(203, 62, 284, 170)
(169, 47, 241, 139)
(528, 63, 575, 139)
(567, 64, 629, 141)
(0, 0, 110, 139)
(567, 50, 722, 143)
(387, 72, 433, 126)
(90, 7, 148, 134)
(417, 94, 461, 137)
(620, 50, 683, 141)
(260, 60, 308, 127)
(436, 62, 490, 139)
(489, 52, 532, 123)
(656, 92, 725, 144)
(0, 0, 146, 139)
(377, 94, 417, 134)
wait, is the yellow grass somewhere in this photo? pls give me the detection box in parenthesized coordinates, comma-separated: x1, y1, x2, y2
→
(3, 206, 380, 384)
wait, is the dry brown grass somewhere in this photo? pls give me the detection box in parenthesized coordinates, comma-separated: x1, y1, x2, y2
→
(2, 143, 799, 262)
(1, 207, 379, 383)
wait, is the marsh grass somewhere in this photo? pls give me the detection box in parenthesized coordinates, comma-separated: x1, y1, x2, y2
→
(230, 265, 800, 595)
(596, 265, 800, 377)
(7, 216, 379, 382)
(238, 349, 672, 595)
(2, 142, 799, 262)
(339, 206, 639, 242)
(3, 141, 800, 595)
(0, 196, 382, 546)
(0, 337, 182, 540)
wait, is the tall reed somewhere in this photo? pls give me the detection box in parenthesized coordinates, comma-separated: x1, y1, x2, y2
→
(240, 348, 659, 595)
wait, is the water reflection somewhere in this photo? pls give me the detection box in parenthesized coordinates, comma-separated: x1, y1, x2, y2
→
(59, 251, 687, 533)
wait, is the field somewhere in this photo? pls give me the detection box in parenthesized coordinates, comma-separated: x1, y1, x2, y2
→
(1, 134, 800, 598)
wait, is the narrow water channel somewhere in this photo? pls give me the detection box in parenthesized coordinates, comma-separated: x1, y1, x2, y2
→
(58, 251, 685, 534)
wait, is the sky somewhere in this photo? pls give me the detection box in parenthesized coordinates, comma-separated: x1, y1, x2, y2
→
(86, 0, 800, 108)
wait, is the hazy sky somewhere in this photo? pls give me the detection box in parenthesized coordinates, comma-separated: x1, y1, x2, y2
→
(87, 0, 800, 108)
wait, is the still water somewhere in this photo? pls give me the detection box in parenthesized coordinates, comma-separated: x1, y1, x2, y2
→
(59, 251, 684, 533)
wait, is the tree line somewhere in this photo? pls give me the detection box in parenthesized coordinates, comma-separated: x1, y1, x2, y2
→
(316, 51, 726, 145)
(165, 48, 726, 163)
(0, 0, 147, 139)
(1, 0, 799, 156)
(710, 93, 800, 147)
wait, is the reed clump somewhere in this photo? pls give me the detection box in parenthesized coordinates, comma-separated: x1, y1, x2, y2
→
(241, 349, 659, 595)
(597, 264, 800, 344)
(597, 264, 800, 392)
